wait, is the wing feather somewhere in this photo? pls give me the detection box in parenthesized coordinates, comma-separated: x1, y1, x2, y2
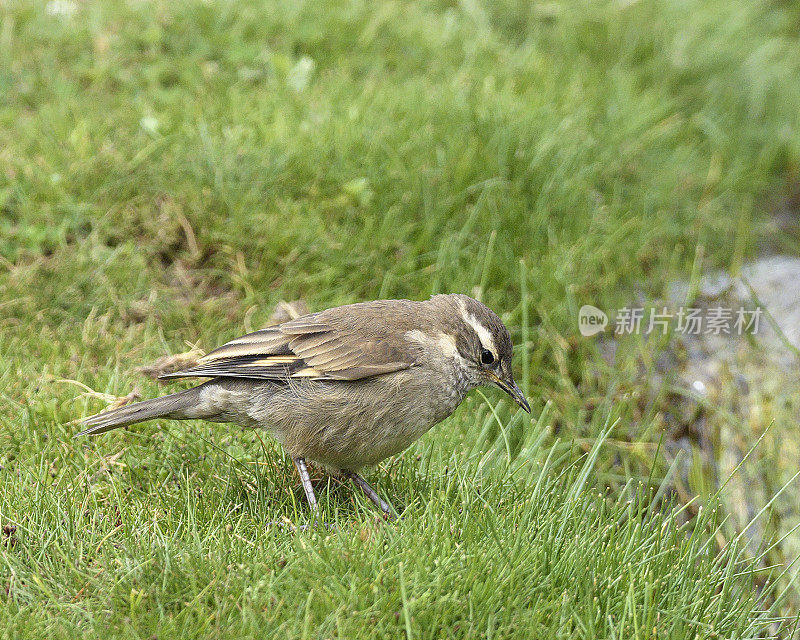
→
(160, 302, 420, 382)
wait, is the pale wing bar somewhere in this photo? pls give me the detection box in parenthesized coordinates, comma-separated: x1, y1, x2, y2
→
(158, 354, 322, 381)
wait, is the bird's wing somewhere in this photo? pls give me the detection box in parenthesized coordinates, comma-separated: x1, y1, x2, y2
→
(159, 306, 418, 382)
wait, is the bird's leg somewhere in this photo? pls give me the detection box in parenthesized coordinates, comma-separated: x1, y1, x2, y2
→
(264, 457, 334, 532)
(292, 456, 318, 514)
(342, 470, 397, 520)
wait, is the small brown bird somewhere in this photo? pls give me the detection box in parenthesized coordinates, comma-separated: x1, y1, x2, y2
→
(76, 294, 530, 519)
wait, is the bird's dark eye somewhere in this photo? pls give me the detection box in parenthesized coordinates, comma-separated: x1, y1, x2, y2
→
(480, 349, 495, 365)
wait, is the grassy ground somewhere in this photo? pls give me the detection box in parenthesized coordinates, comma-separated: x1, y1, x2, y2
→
(2, 0, 800, 637)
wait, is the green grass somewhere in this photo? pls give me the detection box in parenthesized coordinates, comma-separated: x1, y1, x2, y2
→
(1, 427, 791, 638)
(2, 0, 800, 636)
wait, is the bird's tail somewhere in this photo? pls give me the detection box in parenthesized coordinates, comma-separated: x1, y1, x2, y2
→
(74, 386, 203, 437)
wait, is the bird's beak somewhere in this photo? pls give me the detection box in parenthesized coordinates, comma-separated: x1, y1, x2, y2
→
(487, 373, 531, 413)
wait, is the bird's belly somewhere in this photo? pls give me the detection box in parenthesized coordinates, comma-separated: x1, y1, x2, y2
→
(246, 376, 464, 471)
(280, 400, 445, 470)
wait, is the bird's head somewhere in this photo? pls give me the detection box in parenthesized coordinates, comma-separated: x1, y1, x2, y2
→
(429, 294, 531, 413)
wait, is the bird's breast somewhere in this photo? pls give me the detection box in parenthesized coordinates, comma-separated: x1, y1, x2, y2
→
(244, 368, 468, 470)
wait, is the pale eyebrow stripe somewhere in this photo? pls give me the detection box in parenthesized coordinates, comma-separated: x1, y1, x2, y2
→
(459, 309, 496, 354)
